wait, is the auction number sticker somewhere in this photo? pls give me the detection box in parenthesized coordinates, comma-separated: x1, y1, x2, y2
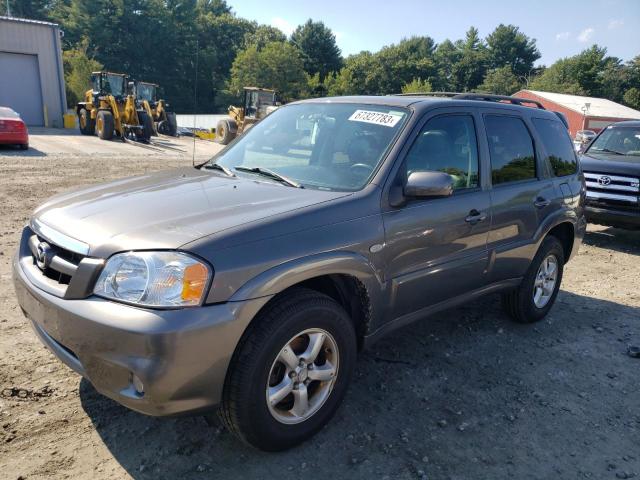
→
(348, 110, 403, 128)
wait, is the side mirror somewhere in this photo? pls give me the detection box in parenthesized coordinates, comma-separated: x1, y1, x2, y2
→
(404, 171, 454, 198)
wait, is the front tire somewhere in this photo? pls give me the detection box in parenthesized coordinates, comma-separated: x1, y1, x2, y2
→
(78, 108, 95, 135)
(502, 235, 565, 323)
(220, 288, 357, 451)
(96, 110, 114, 140)
(215, 119, 235, 145)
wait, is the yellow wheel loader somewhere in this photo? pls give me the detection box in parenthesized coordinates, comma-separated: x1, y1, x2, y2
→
(215, 87, 278, 145)
(76, 71, 153, 142)
(134, 81, 178, 137)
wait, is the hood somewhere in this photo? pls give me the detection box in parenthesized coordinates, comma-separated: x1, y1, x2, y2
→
(33, 167, 350, 256)
(580, 152, 640, 177)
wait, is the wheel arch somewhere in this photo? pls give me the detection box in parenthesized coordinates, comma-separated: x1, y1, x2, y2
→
(534, 209, 578, 264)
(228, 252, 384, 349)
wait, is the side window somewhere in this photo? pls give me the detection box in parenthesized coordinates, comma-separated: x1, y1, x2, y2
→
(532, 118, 578, 176)
(403, 115, 479, 190)
(485, 115, 536, 185)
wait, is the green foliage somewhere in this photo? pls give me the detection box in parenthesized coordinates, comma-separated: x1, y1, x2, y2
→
(401, 78, 432, 94)
(7, 2, 638, 113)
(245, 25, 286, 50)
(623, 88, 640, 110)
(290, 19, 342, 82)
(486, 24, 540, 78)
(0, 0, 55, 21)
(229, 42, 308, 102)
(62, 39, 103, 107)
(529, 45, 637, 102)
(477, 66, 522, 95)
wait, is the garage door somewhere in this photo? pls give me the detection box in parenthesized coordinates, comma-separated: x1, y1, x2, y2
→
(0, 52, 44, 126)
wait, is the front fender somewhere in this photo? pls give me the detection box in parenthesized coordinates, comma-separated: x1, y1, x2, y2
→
(229, 251, 386, 321)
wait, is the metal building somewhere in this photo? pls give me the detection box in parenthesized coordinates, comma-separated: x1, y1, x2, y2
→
(0, 16, 66, 127)
(513, 90, 640, 138)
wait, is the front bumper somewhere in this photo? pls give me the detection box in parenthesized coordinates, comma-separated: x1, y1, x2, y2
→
(13, 252, 271, 416)
(585, 205, 640, 229)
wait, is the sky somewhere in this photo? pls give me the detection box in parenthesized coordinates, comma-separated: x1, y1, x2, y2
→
(230, 0, 640, 65)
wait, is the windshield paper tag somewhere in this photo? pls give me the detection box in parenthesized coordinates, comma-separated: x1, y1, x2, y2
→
(348, 110, 402, 128)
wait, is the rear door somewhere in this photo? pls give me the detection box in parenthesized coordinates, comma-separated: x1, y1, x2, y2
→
(382, 108, 492, 318)
(480, 111, 556, 281)
(530, 116, 582, 205)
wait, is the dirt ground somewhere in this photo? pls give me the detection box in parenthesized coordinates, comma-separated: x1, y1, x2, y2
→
(0, 131, 638, 480)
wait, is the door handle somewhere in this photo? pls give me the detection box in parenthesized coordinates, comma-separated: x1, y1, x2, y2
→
(465, 209, 487, 225)
(534, 197, 551, 208)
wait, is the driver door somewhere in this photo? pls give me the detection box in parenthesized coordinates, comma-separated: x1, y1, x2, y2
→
(382, 109, 492, 319)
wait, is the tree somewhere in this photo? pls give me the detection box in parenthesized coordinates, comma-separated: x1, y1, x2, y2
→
(229, 42, 308, 101)
(0, 0, 55, 20)
(290, 19, 342, 82)
(451, 27, 489, 91)
(623, 88, 640, 110)
(401, 78, 432, 94)
(529, 45, 627, 99)
(477, 66, 522, 95)
(486, 24, 540, 78)
(63, 39, 103, 107)
(244, 24, 286, 50)
(529, 59, 585, 95)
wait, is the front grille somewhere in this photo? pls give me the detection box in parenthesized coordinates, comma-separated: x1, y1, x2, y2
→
(584, 172, 639, 210)
(27, 229, 85, 288)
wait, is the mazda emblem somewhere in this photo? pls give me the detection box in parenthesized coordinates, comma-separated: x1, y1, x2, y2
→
(598, 176, 611, 186)
(35, 242, 52, 270)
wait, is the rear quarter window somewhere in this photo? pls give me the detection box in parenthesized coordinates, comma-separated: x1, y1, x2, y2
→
(484, 115, 536, 185)
(532, 118, 577, 176)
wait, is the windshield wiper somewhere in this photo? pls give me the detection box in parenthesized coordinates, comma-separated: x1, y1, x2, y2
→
(234, 166, 303, 188)
(202, 162, 235, 177)
(592, 148, 624, 155)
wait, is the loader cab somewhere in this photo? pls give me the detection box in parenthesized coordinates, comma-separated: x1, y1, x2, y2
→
(91, 71, 127, 101)
(135, 82, 159, 107)
(243, 87, 277, 120)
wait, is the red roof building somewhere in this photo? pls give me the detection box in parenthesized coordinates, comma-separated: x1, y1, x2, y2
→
(513, 90, 640, 138)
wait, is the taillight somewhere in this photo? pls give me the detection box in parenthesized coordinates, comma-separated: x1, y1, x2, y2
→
(0, 120, 25, 132)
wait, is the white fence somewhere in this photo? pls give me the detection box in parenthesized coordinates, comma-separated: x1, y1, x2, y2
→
(176, 114, 227, 131)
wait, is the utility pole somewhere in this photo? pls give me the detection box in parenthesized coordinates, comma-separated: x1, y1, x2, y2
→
(6, 0, 11, 17)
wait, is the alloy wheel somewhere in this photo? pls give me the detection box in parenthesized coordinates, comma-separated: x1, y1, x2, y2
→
(533, 254, 558, 308)
(266, 328, 339, 425)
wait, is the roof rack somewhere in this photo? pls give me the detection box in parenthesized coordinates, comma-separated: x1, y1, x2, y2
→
(393, 92, 461, 98)
(452, 93, 546, 109)
(391, 91, 546, 109)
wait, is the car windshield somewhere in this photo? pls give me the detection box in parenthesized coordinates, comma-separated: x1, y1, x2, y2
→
(207, 103, 409, 191)
(588, 126, 640, 158)
(137, 83, 156, 101)
(0, 107, 19, 119)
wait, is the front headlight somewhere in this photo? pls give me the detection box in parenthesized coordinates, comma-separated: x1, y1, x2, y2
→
(94, 251, 211, 307)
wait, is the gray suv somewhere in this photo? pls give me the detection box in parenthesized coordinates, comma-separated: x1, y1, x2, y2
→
(13, 94, 586, 451)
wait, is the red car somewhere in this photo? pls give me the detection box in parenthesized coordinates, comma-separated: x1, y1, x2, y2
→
(0, 107, 29, 150)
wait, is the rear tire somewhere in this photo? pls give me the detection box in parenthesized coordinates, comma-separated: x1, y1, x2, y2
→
(19, 143, 28, 150)
(220, 288, 357, 451)
(215, 119, 235, 145)
(78, 108, 95, 135)
(96, 110, 114, 140)
(137, 111, 153, 141)
(502, 235, 565, 323)
(166, 112, 178, 136)
(157, 120, 170, 135)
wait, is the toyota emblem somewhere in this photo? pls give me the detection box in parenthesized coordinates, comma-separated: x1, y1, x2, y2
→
(598, 176, 611, 186)
(35, 242, 52, 270)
